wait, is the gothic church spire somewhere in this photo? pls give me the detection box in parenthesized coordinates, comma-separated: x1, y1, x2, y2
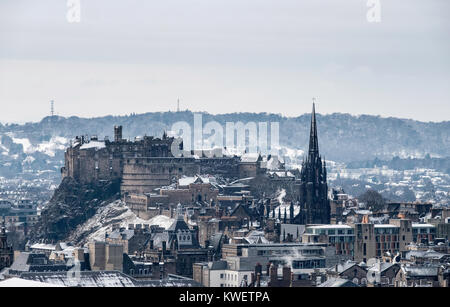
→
(308, 101, 319, 158)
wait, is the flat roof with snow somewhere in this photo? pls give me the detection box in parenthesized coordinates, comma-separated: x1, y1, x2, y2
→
(307, 225, 352, 229)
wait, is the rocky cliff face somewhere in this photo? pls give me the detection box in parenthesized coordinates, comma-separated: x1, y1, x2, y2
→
(31, 177, 121, 242)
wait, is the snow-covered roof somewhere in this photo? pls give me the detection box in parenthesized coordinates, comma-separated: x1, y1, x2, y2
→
(318, 277, 359, 287)
(412, 223, 435, 228)
(240, 153, 260, 163)
(308, 224, 352, 230)
(0, 277, 64, 287)
(80, 141, 106, 150)
(244, 230, 270, 244)
(18, 271, 201, 287)
(374, 224, 399, 228)
(269, 171, 295, 178)
(178, 175, 210, 186)
(30, 243, 56, 250)
(261, 155, 282, 170)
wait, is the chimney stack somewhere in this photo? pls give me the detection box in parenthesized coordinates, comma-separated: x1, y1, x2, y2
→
(270, 263, 278, 284)
(282, 266, 291, 281)
(162, 241, 166, 255)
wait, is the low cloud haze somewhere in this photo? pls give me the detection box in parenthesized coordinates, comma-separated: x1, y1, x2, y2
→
(0, 0, 449, 123)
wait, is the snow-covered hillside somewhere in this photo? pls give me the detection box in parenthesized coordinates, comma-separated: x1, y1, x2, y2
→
(66, 200, 174, 245)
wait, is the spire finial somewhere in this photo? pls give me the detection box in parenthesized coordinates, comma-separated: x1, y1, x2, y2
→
(308, 98, 319, 158)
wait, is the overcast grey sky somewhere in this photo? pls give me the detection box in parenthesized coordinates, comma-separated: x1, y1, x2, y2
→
(0, 0, 449, 123)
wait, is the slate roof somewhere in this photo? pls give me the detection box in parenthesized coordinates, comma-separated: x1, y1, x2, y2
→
(108, 229, 135, 240)
(230, 203, 252, 217)
(402, 265, 439, 277)
(7, 252, 69, 275)
(368, 263, 399, 274)
(244, 230, 269, 244)
(150, 232, 170, 249)
(208, 261, 227, 270)
(405, 250, 447, 261)
(167, 218, 190, 232)
(336, 261, 359, 274)
(318, 277, 359, 287)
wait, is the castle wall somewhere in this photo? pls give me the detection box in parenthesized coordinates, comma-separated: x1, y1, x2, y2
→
(121, 157, 199, 194)
(61, 127, 261, 197)
(160, 183, 219, 205)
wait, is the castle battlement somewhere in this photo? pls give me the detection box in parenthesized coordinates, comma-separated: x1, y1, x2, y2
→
(61, 126, 259, 195)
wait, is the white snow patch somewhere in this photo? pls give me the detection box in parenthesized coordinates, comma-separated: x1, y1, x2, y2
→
(67, 200, 174, 245)
(0, 278, 64, 287)
(80, 141, 106, 150)
(12, 136, 68, 157)
(22, 156, 36, 164)
(12, 138, 33, 153)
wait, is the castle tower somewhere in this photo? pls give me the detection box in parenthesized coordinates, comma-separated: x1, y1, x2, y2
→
(114, 125, 123, 142)
(298, 102, 330, 224)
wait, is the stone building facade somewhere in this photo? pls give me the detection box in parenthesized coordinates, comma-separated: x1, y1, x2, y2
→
(88, 241, 123, 272)
(353, 219, 413, 263)
(0, 219, 14, 271)
(61, 126, 175, 184)
(61, 126, 247, 195)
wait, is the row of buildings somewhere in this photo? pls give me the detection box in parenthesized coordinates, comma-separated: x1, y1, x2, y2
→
(1, 104, 448, 287)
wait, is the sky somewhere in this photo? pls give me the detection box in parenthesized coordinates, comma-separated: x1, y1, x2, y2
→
(0, 0, 449, 123)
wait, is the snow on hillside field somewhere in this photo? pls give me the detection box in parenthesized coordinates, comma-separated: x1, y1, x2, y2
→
(66, 200, 174, 245)
(12, 136, 68, 157)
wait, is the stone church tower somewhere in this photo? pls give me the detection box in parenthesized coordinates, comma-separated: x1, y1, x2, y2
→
(297, 103, 330, 224)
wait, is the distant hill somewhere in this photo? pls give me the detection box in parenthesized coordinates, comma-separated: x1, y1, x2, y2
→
(0, 111, 448, 179)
